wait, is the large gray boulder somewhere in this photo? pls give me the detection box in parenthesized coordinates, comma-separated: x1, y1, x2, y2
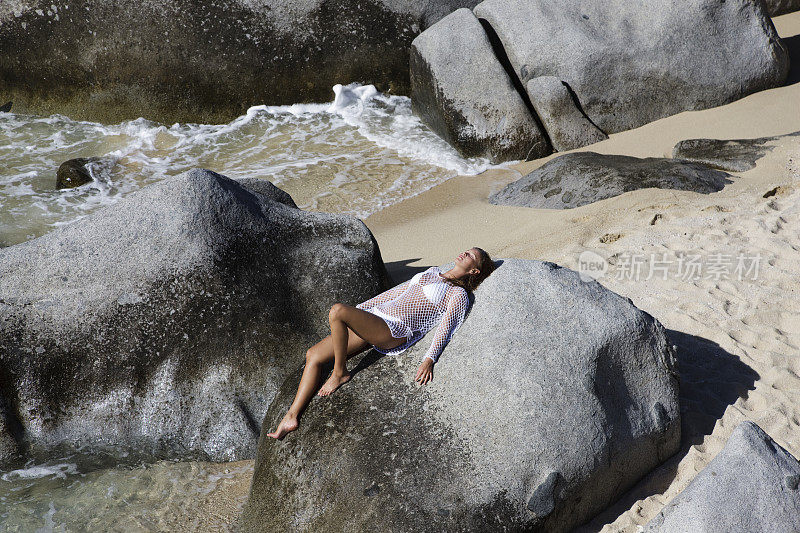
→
(490, 152, 732, 209)
(0, 0, 478, 123)
(471, 0, 789, 135)
(526, 76, 608, 152)
(672, 130, 800, 172)
(241, 259, 681, 533)
(410, 8, 550, 162)
(0, 169, 390, 465)
(644, 421, 800, 532)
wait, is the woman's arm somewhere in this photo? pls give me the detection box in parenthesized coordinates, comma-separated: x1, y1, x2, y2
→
(423, 288, 469, 364)
(355, 278, 411, 310)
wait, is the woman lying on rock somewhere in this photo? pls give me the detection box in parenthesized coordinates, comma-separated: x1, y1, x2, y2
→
(267, 247, 496, 440)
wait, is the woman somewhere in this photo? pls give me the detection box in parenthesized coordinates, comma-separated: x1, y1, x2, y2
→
(267, 247, 496, 440)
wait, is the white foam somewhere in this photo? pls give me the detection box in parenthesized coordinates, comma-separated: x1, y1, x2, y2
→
(0, 83, 504, 245)
(1, 463, 79, 481)
(328, 83, 378, 113)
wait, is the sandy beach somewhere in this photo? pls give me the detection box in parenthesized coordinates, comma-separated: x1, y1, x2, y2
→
(4, 9, 796, 532)
(176, 10, 800, 532)
(360, 10, 800, 532)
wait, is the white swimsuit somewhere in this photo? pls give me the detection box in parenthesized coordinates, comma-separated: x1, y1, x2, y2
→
(355, 266, 470, 363)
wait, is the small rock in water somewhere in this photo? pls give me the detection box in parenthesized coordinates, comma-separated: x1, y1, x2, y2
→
(0, 101, 11, 112)
(56, 157, 105, 189)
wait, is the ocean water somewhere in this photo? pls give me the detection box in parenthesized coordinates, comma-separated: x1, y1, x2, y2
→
(0, 83, 496, 247)
(0, 453, 253, 531)
(0, 85, 501, 530)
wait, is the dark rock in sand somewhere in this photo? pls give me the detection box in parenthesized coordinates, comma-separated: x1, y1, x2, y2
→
(241, 258, 680, 533)
(525, 76, 607, 152)
(410, 8, 549, 162)
(672, 130, 800, 172)
(472, 0, 788, 134)
(489, 152, 733, 209)
(55, 157, 105, 189)
(0, 169, 390, 464)
(644, 421, 800, 533)
(0, 101, 10, 113)
(0, 1, 479, 124)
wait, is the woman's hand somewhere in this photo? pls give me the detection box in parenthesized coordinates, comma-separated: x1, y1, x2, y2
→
(415, 358, 434, 385)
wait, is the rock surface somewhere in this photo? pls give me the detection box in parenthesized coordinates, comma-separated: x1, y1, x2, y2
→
(55, 157, 109, 189)
(765, 0, 800, 16)
(0, 169, 390, 464)
(471, 0, 788, 134)
(526, 76, 608, 152)
(0, 0, 478, 123)
(672, 130, 800, 172)
(241, 258, 680, 533)
(410, 8, 549, 162)
(235, 177, 299, 208)
(644, 421, 800, 532)
(489, 152, 733, 209)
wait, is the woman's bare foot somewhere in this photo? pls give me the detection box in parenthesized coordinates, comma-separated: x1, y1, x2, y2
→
(317, 371, 351, 396)
(266, 411, 299, 440)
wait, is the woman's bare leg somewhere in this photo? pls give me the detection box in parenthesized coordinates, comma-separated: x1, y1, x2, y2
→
(318, 303, 403, 396)
(266, 304, 404, 440)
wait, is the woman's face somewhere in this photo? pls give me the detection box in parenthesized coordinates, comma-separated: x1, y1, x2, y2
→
(455, 247, 481, 273)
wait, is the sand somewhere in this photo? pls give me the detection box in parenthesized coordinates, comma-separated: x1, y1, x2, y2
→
(194, 10, 800, 531)
(361, 10, 800, 532)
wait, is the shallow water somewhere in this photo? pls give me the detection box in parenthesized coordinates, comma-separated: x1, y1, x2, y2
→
(0, 84, 502, 530)
(0, 83, 496, 247)
(0, 454, 253, 532)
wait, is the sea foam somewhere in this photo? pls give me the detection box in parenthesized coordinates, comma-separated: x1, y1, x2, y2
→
(0, 83, 502, 247)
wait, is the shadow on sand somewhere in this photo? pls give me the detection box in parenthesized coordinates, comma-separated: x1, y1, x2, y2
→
(383, 258, 430, 284)
(576, 328, 759, 531)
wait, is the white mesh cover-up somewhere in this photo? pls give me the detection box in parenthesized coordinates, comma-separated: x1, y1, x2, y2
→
(355, 266, 470, 363)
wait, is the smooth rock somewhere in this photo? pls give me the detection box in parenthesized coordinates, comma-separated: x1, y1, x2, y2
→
(55, 157, 107, 189)
(644, 421, 800, 532)
(410, 8, 550, 162)
(235, 177, 298, 208)
(0, 1, 479, 123)
(672, 130, 800, 172)
(474, 0, 789, 134)
(241, 258, 680, 533)
(526, 76, 607, 152)
(0, 169, 390, 464)
(489, 152, 733, 209)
